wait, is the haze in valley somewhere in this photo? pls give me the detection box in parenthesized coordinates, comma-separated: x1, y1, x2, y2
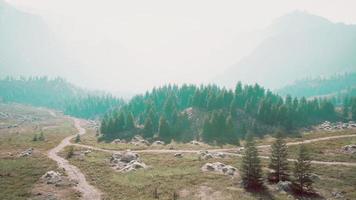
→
(2, 0, 356, 96)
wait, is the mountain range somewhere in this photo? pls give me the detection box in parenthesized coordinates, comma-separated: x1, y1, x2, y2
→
(217, 11, 356, 89)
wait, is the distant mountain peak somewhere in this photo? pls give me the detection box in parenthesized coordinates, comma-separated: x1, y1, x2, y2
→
(217, 11, 356, 89)
(269, 10, 333, 34)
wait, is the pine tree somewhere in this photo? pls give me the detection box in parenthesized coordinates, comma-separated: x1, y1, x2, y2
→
(32, 134, 38, 141)
(143, 117, 154, 138)
(293, 144, 313, 194)
(126, 112, 135, 130)
(38, 131, 45, 141)
(158, 116, 171, 143)
(268, 132, 289, 183)
(241, 134, 263, 190)
(351, 99, 356, 121)
(75, 134, 81, 143)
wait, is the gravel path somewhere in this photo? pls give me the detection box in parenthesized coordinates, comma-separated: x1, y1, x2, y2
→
(48, 118, 102, 200)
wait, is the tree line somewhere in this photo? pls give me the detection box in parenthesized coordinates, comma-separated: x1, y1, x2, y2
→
(0, 76, 124, 119)
(100, 82, 338, 143)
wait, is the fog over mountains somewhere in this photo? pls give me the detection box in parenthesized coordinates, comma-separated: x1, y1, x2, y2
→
(217, 11, 356, 89)
(0, 0, 78, 78)
(1, 0, 356, 94)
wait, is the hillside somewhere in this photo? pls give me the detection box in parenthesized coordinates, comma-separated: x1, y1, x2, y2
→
(100, 83, 338, 144)
(217, 11, 356, 89)
(276, 73, 356, 98)
(0, 77, 123, 118)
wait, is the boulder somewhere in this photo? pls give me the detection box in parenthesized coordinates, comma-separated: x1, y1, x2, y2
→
(310, 173, 320, 181)
(342, 144, 356, 154)
(19, 148, 33, 157)
(152, 140, 165, 145)
(110, 151, 147, 172)
(120, 160, 147, 172)
(112, 139, 125, 144)
(199, 151, 213, 160)
(214, 152, 226, 158)
(130, 135, 150, 146)
(331, 191, 345, 199)
(41, 171, 62, 184)
(174, 153, 183, 158)
(81, 150, 92, 155)
(190, 140, 201, 145)
(276, 181, 292, 192)
(201, 162, 237, 176)
(199, 151, 227, 160)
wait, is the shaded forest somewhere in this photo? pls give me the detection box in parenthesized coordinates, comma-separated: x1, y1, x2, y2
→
(0, 76, 124, 118)
(101, 83, 339, 144)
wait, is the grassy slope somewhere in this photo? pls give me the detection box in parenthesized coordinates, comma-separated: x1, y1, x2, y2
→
(0, 103, 77, 200)
(65, 145, 356, 200)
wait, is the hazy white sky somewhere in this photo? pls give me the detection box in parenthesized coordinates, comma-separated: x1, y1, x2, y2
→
(6, 0, 356, 94)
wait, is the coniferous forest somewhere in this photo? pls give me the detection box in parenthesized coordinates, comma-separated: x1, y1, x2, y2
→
(0, 77, 124, 119)
(100, 82, 339, 144)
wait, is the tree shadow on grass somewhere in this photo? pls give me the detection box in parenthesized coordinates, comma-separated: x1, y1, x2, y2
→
(244, 186, 275, 200)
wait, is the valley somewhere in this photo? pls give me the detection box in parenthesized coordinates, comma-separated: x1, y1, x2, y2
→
(1, 103, 356, 199)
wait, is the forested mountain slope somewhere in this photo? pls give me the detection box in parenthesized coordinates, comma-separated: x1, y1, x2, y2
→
(0, 77, 123, 119)
(277, 73, 356, 98)
(101, 83, 338, 144)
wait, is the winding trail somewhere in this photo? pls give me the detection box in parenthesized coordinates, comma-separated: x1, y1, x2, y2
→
(72, 133, 356, 167)
(48, 118, 102, 200)
(45, 116, 356, 200)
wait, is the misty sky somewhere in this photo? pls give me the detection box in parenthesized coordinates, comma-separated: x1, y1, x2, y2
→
(6, 0, 356, 94)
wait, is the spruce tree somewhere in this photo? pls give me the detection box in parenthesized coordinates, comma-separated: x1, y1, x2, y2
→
(143, 117, 154, 138)
(241, 134, 263, 190)
(351, 99, 356, 121)
(32, 134, 38, 141)
(38, 131, 45, 141)
(268, 132, 289, 183)
(293, 144, 313, 194)
(126, 112, 135, 130)
(158, 116, 171, 143)
(75, 134, 81, 143)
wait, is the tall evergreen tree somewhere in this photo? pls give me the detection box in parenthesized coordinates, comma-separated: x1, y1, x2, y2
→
(143, 117, 154, 138)
(293, 144, 313, 194)
(126, 112, 135, 130)
(268, 132, 289, 182)
(158, 116, 171, 142)
(351, 99, 356, 121)
(241, 134, 263, 190)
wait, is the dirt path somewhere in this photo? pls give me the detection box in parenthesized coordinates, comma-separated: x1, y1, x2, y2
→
(72, 133, 356, 167)
(48, 118, 101, 200)
(215, 133, 356, 151)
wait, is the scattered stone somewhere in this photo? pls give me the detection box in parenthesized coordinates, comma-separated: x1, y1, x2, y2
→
(318, 121, 356, 131)
(341, 144, 356, 154)
(152, 140, 165, 145)
(199, 151, 213, 160)
(19, 147, 33, 157)
(276, 181, 292, 192)
(81, 150, 92, 155)
(190, 140, 202, 145)
(111, 139, 126, 144)
(215, 152, 226, 158)
(174, 153, 183, 158)
(201, 162, 237, 176)
(110, 151, 147, 172)
(310, 173, 320, 181)
(198, 151, 227, 160)
(130, 135, 150, 146)
(331, 191, 345, 199)
(41, 171, 62, 184)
